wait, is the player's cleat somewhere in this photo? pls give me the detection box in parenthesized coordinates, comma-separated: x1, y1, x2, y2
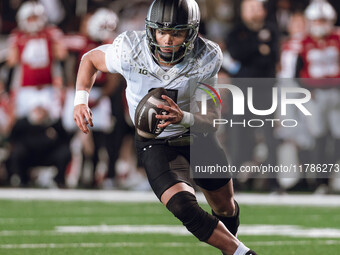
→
(245, 250, 258, 255)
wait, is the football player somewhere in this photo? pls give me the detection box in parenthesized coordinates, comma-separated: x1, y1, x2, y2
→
(6, 1, 69, 187)
(295, 0, 340, 187)
(7, 1, 67, 121)
(73, 0, 257, 254)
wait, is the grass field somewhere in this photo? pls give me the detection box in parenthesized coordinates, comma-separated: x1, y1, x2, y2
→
(0, 192, 340, 255)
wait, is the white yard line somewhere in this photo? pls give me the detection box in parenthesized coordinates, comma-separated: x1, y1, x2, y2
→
(55, 225, 340, 238)
(55, 225, 190, 235)
(0, 189, 340, 207)
(1, 225, 340, 239)
(247, 240, 340, 246)
(0, 242, 207, 249)
(1, 240, 340, 249)
(0, 230, 61, 236)
(239, 225, 340, 238)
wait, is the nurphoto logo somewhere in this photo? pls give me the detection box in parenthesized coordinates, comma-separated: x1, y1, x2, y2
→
(198, 83, 312, 128)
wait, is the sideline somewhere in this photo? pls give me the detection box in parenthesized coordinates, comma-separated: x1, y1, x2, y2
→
(0, 188, 340, 207)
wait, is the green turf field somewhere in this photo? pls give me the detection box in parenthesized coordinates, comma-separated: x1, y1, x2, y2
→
(0, 199, 340, 255)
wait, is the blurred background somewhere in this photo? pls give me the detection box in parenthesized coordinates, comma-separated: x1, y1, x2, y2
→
(0, 0, 339, 194)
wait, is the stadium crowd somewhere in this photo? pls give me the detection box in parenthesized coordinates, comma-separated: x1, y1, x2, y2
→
(0, 0, 339, 193)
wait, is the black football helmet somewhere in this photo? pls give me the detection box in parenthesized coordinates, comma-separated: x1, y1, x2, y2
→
(145, 0, 200, 64)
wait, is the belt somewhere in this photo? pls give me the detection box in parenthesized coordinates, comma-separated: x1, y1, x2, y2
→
(136, 132, 196, 147)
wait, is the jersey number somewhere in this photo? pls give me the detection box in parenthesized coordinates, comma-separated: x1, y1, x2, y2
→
(22, 38, 49, 69)
(149, 88, 178, 103)
(307, 47, 339, 78)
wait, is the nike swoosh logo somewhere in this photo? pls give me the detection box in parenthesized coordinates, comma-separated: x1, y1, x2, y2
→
(148, 108, 157, 132)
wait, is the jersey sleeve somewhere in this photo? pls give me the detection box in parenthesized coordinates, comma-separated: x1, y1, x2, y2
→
(195, 43, 223, 101)
(201, 41, 223, 80)
(211, 46, 223, 77)
(63, 34, 87, 52)
(46, 26, 64, 41)
(104, 33, 125, 74)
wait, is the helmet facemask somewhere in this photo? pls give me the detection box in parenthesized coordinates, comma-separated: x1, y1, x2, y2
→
(305, 0, 337, 38)
(309, 19, 333, 38)
(145, 21, 199, 64)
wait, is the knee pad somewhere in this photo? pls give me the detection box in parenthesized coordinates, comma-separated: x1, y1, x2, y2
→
(166, 191, 219, 241)
(212, 200, 240, 236)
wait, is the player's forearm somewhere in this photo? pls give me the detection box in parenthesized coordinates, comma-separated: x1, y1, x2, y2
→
(75, 53, 98, 92)
(75, 49, 109, 92)
(6, 47, 19, 67)
(191, 100, 221, 133)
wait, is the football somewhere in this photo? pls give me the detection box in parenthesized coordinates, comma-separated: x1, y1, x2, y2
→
(134, 88, 170, 139)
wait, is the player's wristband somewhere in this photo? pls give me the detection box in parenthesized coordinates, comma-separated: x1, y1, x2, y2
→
(74, 90, 89, 106)
(180, 111, 194, 128)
